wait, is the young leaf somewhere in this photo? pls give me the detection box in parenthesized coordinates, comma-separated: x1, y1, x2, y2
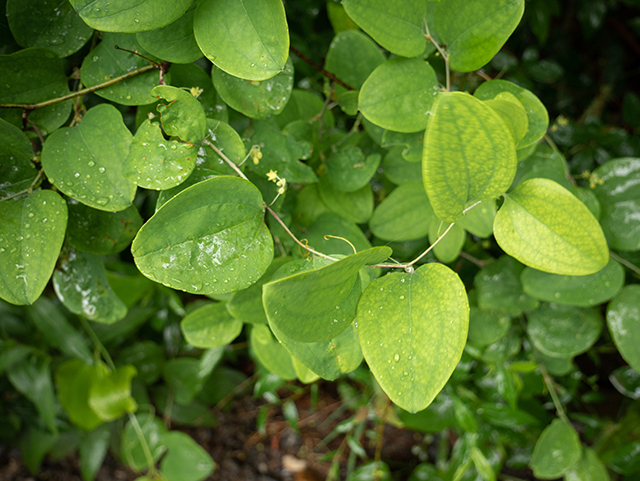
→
(194, 0, 289, 81)
(132, 176, 274, 296)
(55, 359, 103, 431)
(69, 0, 192, 33)
(521, 258, 625, 307)
(529, 419, 582, 478)
(359, 58, 439, 133)
(181, 302, 243, 348)
(160, 431, 215, 481)
(422, 91, 517, 222)
(434, 0, 525, 72)
(88, 363, 137, 421)
(42, 104, 136, 212)
(607, 285, 640, 374)
(357, 263, 469, 413)
(493, 178, 609, 275)
(342, 0, 426, 57)
(0, 190, 67, 305)
(263, 247, 392, 342)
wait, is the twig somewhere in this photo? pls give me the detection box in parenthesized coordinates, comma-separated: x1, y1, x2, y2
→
(203, 139, 248, 180)
(610, 251, 640, 278)
(289, 45, 355, 91)
(459, 251, 489, 268)
(214, 372, 259, 412)
(0, 64, 157, 110)
(0, 169, 44, 203)
(539, 364, 571, 424)
(424, 20, 450, 91)
(317, 82, 334, 142)
(476, 70, 493, 82)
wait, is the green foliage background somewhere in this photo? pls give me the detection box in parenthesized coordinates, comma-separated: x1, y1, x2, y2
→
(1, 0, 640, 479)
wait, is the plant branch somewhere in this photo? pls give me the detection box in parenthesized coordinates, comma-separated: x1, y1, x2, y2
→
(539, 364, 571, 424)
(424, 20, 450, 91)
(289, 45, 355, 91)
(0, 64, 157, 110)
(203, 139, 249, 180)
(0, 168, 44, 203)
(476, 70, 493, 82)
(610, 251, 640, 278)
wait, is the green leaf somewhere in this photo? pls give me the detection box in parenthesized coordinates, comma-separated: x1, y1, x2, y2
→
(227, 256, 291, 325)
(529, 419, 582, 479)
(275, 89, 335, 130)
(27, 297, 93, 362)
(7, 355, 58, 434)
(521, 258, 625, 307)
(593, 158, 640, 251)
(19, 428, 58, 475)
(79, 425, 111, 481)
(357, 263, 469, 412)
(0, 190, 67, 305)
(359, 58, 438, 133)
(493, 178, 609, 275)
(482, 92, 529, 144)
(67, 201, 142, 255)
(120, 413, 167, 472)
(382, 130, 423, 163)
(53, 248, 128, 324)
(88, 363, 137, 421)
(606, 441, 640, 474)
(55, 359, 103, 431)
(270, 321, 363, 381)
(434, 0, 525, 72)
(428, 219, 465, 263)
(528, 304, 603, 358)
(474, 79, 549, 150)
(162, 356, 212, 405)
(511, 145, 571, 191)
(565, 448, 610, 481)
(152, 85, 207, 145)
(250, 324, 296, 380)
(607, 285, 640, 374)
(246, 118, 318, 184)
(6, 0, 93, 58)
(124, 120, 197, 190)
(0, 118, 37, 198)
(160, 431, 215, 481)
(212, 57, 294, 120)
(165, 63, 228, 122)
(381, 147, 422, 185)
(342, 0, 426, 57)
(305, 213, 372, 257)
(69, 0, 192, 33)
(264, 247, 391, 342)
(318, 175, 373, 225)
(132, 176, 274, 295)
(117, 341, 165, 385)
(610, 366, 640, 400)
(194, 0, 289, 81)
(474, 256, 539, 316)
(181, 303, 242, 348)
(456, 200, 496, 238)
(80, 33, 164, 105)
(471, 447, 496, 481)
(468, 307, 511, 347)
(0, 47, 72, 135)
(136, 3, 202, 64)
(42, 104, 136, 211)
(422, 91, 517, 222)
(326, 147, 381, 192)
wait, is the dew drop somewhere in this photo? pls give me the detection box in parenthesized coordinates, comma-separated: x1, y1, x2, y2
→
(98, 167, 105, 173)
(88, 161, 95, 167)
(394, 354, 400, 362)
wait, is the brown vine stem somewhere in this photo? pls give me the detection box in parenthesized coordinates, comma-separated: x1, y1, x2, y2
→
(0, 64, 157, 110)
(289, 45, 355, 91)
(424, 19, 450, 91)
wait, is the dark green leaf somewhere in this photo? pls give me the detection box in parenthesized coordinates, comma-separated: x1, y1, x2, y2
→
(318, 175, 373, 225)
(607, 285, 640, 374)
(530, 419, 582, 478)
(382, 130, 423, 163)
(326, 147, 381, 192)
(120, 413, 167, 472)
(0, 118, 37, 199)
(118, 341, 165, 385)
(381, 147, 422, 185)
(304, 213, 372, 257)
(152, 85, 207, 145)
(468, 307, 511, 347)
(79, 425, 110, 481)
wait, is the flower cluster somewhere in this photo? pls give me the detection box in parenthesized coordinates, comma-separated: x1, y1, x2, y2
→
(267, 170, 286, 195)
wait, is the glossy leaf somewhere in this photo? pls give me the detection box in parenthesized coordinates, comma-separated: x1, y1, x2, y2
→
(7, 0, 93, 58)
(80, 33, 163, 105)
(270, 321, 363, 381)
(357, 263, 469, 413)
(494, 178, 609, 275)
(88, 363, 137, 421)
(0, 190, 67, 305)
(0, 118, 37, 198)
(181, 303, 242, 348)
(474, 80, 549, 149)
(136, 3, 202, 64)
(326, 147, 381, 193)
(250, 324, 296, 380)
(0, 48, 71, 135)
(529, 419, 582, 478)
(132, 176, 274, 295)
(194, 0, 289, 81)
(593, 158, 640, 251)
(342, 0, 426, 57)
(55, 359, 103, 431)
(124, 120, 197, 190)
(42, 104, 136, 211)
(318, 175, 373, 225)
(152, 85, 207, 145)
(263, 247, 391, 342)
(528, 304, 603, 358)
(607, 285, 640, 374)
(565, 448, 610, 481)
(521, 258, 625, 307)
(160, 431, 215, 481)
(67, 201, 142, 255)
(212, 58, 294, 120)
(53, 248, 127, 324)
(610, 366, 640, 400)
(69, 0, 192, 33)
(359, 58, 438, 133)
(434, 0, 525, 72)
(422, 91, 517, 222)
